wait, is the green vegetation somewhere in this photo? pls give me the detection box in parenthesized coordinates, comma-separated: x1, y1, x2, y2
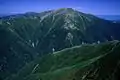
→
(5, 41, 120, 80)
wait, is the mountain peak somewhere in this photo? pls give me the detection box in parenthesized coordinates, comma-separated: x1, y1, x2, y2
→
(57, 8, 74, 11)
(54, 8, 75, 14)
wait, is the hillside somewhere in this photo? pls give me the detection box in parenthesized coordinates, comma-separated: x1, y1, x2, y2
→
(5, 40, 120, 80)
(0, 8, 120, 79)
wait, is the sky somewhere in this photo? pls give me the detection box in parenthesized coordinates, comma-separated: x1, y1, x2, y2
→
(0, 0, 120, 15)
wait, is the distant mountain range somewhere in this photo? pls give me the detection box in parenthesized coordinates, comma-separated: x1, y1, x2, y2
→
(0, 14, 12, 17)
(0, 8, 120, 80)
(97, 15, 120, 21)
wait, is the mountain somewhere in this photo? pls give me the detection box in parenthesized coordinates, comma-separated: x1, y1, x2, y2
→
(0, 8, 120, 79)
(0, 13, 14, 17)
(5, 40, 120, 80)
(97, 15, 120, 21)
(0, 14, 7, 17)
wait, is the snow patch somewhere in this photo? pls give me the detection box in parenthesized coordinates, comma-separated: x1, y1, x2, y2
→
(97, 41, 100, 44)
(32, 42, 35, 47)
(7, 22, 11, 25)
(52, 48, 55, 53)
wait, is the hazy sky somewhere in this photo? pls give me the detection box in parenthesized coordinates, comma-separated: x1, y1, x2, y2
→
(0, 0, 120, 15)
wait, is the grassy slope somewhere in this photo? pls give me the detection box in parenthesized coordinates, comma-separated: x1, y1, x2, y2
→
(5, 41, 120, 80)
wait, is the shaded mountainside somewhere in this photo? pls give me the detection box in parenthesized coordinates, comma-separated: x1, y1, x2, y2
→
(0, 8, 120, 79)
(5, 41, 120, 80)
(1, 8, 120, 54)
